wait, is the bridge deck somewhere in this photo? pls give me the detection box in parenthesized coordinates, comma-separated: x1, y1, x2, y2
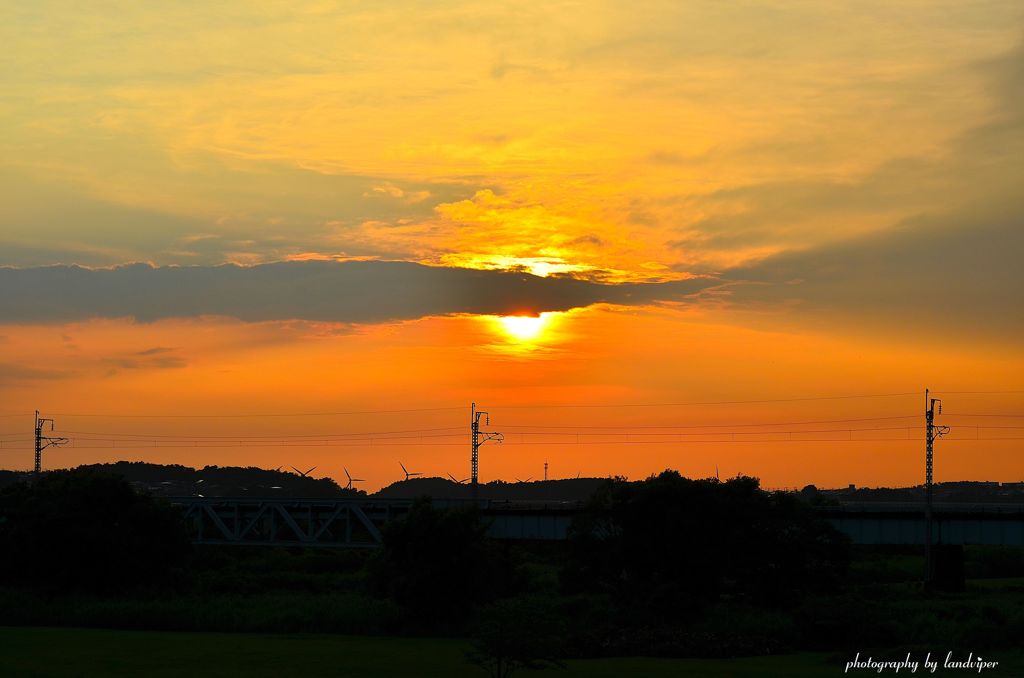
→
(169, 498, 1024, 547)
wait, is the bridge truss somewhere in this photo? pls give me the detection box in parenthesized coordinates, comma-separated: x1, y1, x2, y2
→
(172, 497, 412, 547)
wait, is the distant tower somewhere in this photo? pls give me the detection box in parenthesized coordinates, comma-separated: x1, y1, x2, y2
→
(923, 389, 949, 587)
(33, 410, 68, 475)
(470, 402, 503, 500)
(544, 461, 548, 481)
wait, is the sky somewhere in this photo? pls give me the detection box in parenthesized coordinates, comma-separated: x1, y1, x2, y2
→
(1, 1, 1022, 489)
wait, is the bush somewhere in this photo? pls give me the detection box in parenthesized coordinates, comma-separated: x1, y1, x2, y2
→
(0, 469, 191, 593)
(369, 499, 521, 624)
(467, 596, 566, 677)
(563, 471, 850, 625)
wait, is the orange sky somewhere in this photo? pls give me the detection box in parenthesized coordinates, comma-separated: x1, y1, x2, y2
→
(1, 306, 1021, 489)
(1, 2, 1022, 488)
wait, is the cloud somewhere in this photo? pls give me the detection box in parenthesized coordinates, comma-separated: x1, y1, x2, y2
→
(104, 355, 187, 370)
(0, 261, 715, 325)
(722, 195, 1023, 341)
(713, 39, 1024, 343)
(0, 362, 72, 382)
(135, 347, 177, 356)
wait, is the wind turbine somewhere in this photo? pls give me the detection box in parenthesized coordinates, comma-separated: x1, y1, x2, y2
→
(344, 467, 364, 490)
(514, 476, 533, 483)
(399, 462, 422, 481)
(447, 472, 469, 484)
(290, 465, 317, 478)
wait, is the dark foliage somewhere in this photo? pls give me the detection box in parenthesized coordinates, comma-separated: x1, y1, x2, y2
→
(369, 499, 521, 623)
(0, 469, 191, 593)
(0, 470, 25, 491)
(966, 546, 1024, 579)
(563, 471, 850, 624)
(75, 461, 358, 499)
(467, 596, 566, 678)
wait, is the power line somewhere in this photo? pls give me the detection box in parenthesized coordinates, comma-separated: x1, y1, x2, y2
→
(2, 435, 1021, 452)
(0, 439, 471, 450)
(36, 392, 931, 419)
(27, 391, 1024, 419)
(53, 426, 464, 439)
(505, 426, 930, 437)
(481, 392, 922, 409)
(500, 414, 922, 429)
(47, 422, 1000, 445)
(7, 429, 1022, 448)
(11, 416, 1024, 439)
(493, 438, 1024, 445)
(931, 390, 1024, 395)
(943, 413, 1024, 418)
(46, 432, 466, 445)
(39, 415, 927, 440)
(45, 406, 465, 418)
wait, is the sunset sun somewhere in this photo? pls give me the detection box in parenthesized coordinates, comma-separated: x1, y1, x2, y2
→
(496, 314, 550, 341)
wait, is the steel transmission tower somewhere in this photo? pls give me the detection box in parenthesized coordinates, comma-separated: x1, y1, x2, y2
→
(470, 402, 503, 500)
(923, 389, 949, 587)
(34, 410, 68, 476)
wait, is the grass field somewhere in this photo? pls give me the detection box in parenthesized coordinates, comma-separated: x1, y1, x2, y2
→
(2, 627, 1022, 678)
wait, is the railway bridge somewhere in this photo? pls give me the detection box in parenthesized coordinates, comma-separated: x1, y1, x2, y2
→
(171, 497, 1024, 548)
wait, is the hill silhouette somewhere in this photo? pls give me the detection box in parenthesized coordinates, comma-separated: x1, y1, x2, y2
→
(2, 463, 1019, 502)
(65, 462, 363, 498)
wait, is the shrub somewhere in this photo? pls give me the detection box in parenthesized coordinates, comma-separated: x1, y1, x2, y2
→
(563, 471, 850, 624)
(369, 499, 521, 624)
(0, 469, 191, 593)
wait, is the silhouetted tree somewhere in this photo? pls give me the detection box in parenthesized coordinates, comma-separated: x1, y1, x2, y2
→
(0, 469, 191, 593)
(370, 499, 520, 621)
(73, 461, 357, 498)
(563, 471, 849, 621)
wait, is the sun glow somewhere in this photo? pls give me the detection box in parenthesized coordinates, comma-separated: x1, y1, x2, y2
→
(496, 314, 550, 341)
(439, 254, 593, 278)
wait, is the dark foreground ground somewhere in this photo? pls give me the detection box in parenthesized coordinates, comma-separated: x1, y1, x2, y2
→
(3, 473, 1023, 677)
(5, 627, 1022, 678)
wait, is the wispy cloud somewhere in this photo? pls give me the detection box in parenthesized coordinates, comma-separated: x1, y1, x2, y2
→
(0, 362, 73, 382)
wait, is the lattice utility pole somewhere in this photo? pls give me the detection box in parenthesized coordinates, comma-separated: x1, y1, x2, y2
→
(470, 402, 503, 501)
(34, 410, 68, 476)
(924, 389, 949, 588)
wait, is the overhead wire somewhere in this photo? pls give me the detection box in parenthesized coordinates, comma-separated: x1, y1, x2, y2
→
(28, 390, 949, 419)
(481, 392, 923, 409)
(43, 405, 466, 418)
(3, 437, 1023, 451)
(499, 414, 922, 429)
(1, 394, 1020, 458)
(0, 427, 471, 444)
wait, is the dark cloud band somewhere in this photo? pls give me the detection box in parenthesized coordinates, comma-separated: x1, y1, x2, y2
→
(0, 261, 714, 324)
